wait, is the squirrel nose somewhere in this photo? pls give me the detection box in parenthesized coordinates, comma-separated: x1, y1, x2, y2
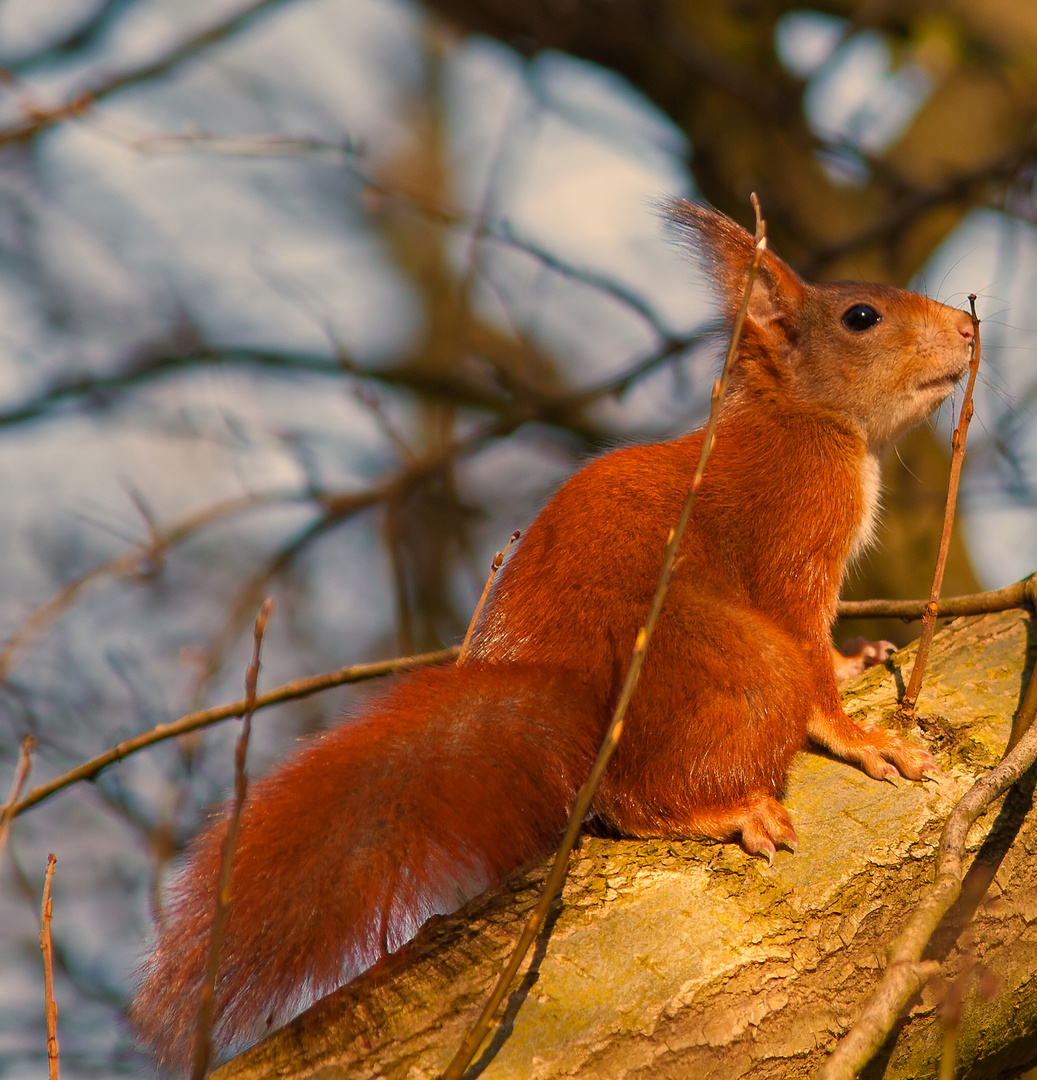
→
(957, 315, 975, 344)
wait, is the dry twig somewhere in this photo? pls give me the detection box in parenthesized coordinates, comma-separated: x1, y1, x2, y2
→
(40, 853, 59, 1080)
(0, 735, 34, 865)
(191, 599, 272, 1080)
(7, 647, 457, 821)
(442, 195, 769, 1080)
(837, 571, 1037, 621)
(457, 531, 520, 665)
(897, 297, 982, 720)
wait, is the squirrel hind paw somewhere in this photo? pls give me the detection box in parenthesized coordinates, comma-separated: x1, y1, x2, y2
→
(729, 794, 799, 864)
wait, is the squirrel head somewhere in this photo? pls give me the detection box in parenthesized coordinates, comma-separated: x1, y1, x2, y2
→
(669, 201, 975, 450)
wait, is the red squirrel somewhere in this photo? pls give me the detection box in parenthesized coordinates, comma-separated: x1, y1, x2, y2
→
(132, 203, 975, 1069)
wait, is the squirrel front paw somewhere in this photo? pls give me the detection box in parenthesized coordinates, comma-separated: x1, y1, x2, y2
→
(847, 721, 937, 782)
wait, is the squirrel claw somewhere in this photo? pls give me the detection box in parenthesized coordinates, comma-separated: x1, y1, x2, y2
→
(734, 794, 798, 863)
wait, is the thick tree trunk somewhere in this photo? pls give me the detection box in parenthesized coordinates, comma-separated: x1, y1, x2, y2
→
(210, 607, 1037, 1080)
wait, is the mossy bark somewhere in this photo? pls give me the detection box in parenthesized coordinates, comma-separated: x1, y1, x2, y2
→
(210, 608, 1037, 1080)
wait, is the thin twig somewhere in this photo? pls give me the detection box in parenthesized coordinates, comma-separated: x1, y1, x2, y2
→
(0, 735, 35, 865)
(441, 196, 769, 1080)
(7, 647, 458, 821)
(457, 532, 520, 665)
(837, 572, 1037, 620)
(190, 598, 272, 1080)
(40, 853, 59, 1080)
(898, 297, 982, 719)
(814, 686, 1037, 1079)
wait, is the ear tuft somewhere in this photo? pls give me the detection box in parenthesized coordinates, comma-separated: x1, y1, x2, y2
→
(667, 200, 806, 325)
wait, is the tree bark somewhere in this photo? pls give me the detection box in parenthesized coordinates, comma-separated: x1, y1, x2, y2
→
(209, 607, 1037, 1080)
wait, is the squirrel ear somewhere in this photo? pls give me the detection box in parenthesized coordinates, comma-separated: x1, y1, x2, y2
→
(667, 200, 806, 328)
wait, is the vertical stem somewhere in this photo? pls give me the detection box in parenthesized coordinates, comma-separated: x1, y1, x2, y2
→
(457, 531, 520, 665)
(191, 598, 273, 1080)
(41, 853, 59, 1080)
(0, 735, 34, 866)
(898, 296, 981, 718)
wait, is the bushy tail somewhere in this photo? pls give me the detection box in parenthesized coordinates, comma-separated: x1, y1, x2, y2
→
(132, 661, 602, 1071)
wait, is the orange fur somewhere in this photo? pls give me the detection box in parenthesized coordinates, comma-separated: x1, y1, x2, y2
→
(133, 203, 975, 1070)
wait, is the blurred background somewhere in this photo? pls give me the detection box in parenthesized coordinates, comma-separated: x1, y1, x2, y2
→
(0, 0, 1035, 1074)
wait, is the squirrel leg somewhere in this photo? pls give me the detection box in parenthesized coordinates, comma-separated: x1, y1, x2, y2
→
(594, 604, 812, 861)
(807, 706, 936, 781)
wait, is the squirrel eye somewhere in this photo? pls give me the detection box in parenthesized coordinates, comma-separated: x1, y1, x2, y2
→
(842, 303, 882, 332)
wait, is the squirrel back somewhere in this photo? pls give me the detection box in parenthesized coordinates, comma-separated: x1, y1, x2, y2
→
(133, 203, 975, 1069)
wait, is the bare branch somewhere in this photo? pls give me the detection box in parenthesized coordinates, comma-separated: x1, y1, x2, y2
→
(7, 647, 458, 821)
(836, 572, 1037, 620)
(0, 736, 35, 865)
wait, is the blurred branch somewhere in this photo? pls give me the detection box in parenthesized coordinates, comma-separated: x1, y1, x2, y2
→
(0, 0, 303, 146)
(0, 490, 300, 680)
(0, 348, 343, 430)
(489, 221, 683, 338)
(801, 136, 1037, 279)
(0, 0, 147, 75)
(0, 737, 35, 865)
(0, 312, 707, 441)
